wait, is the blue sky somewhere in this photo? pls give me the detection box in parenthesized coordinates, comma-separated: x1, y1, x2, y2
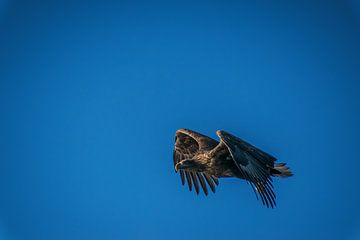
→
(0, 1, 360, 240)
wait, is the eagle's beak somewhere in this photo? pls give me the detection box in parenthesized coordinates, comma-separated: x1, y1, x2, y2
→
(175, 162, 182, 172)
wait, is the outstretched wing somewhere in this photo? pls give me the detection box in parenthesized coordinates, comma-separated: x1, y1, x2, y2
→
(173, 128, 219, 195)
(216, 130, 277, 208)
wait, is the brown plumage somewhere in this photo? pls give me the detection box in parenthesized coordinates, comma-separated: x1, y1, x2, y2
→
(173, 128, 293, 208)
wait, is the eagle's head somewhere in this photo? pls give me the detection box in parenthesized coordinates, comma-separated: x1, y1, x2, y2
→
(175, 159, 206, 172)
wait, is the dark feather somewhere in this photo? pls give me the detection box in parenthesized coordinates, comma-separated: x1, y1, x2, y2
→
(179, 170, 185, 185)
(204, 174, 216, 193)
(211, 176, 219, 185)
(185, 171, 192, 191)
(197, 173, 208, 196)
(191, 172, 200, 195)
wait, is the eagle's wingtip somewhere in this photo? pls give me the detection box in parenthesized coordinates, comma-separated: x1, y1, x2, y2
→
(216, 130, 224, 136)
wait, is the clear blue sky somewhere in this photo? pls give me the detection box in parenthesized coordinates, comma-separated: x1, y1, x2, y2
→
(1, 1, 360, 240)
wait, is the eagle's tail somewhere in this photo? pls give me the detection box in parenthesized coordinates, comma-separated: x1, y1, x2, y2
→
(271, 163, 293, 177)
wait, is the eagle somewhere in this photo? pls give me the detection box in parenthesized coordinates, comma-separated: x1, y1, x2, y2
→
(173, 128, 293, 208)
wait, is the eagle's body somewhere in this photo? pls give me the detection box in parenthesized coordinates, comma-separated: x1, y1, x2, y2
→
(173, 128, 293, 208)
(191, 150, 240, 178)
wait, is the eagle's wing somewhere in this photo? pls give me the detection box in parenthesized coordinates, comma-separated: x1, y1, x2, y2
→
(216, 130, 277, 208)
(174, 128, 219, 195)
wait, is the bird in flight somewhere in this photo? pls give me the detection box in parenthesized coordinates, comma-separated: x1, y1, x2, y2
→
(173, 128, 293, 208)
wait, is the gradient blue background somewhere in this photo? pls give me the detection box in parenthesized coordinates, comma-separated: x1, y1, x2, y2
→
(1, 1, 360, 239)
